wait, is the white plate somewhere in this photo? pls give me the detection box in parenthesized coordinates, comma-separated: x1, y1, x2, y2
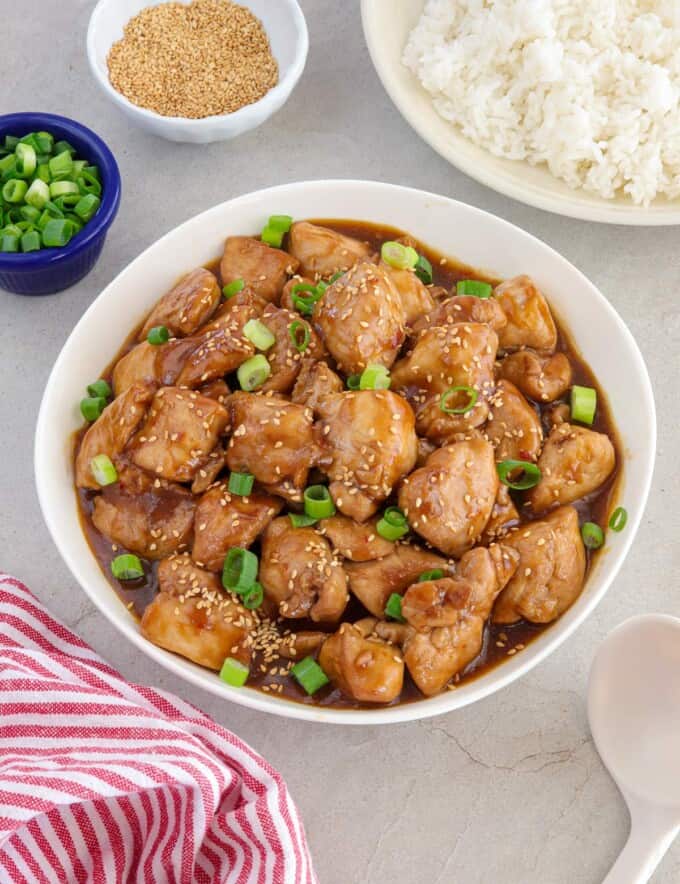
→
(35, 180, 656, 724)
(361, 0, 680, 226)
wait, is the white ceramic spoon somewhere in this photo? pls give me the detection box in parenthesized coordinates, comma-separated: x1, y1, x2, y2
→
(588, 615, 680, 883)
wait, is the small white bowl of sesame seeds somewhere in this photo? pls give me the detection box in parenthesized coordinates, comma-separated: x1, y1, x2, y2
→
(86, 0, 309, 144)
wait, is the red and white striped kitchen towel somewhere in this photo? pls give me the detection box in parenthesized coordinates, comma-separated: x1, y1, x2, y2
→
(0, 573, 316, 884)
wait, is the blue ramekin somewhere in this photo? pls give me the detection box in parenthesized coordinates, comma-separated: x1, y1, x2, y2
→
(0, 112, 121, 296)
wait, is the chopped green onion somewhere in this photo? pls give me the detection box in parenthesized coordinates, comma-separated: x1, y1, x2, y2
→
(414, 254, 433, 285)
(54, 194, 82, 211)
(581, 522, 604, 549)
(244, 319, 276, 351)
(385, 593, 405, 622)
(90, 454, 118, 486)
(346, 374, 361, 391)
(87, 379, 112, 399)
(20, 230, 41, 253)
(329, 271, 344, 284)
(267, 214, 293, 233)
(440, 386, 478, 415)
(2, 179, 28, 204)
(571, 385, 597, 425)
(3, 136, 19, 152)
(376, 507, 409, 541)
(609, 507, 628, 532)
(222, 548, 258, 594)
(110, 554, 144, 580)
(289, 513, 318, 528)
(291, 656, 329, 695)
(36, 163, 50, 183)
(77, 171, 102, 197)
(24, 178, 49, 209)
(237, 354, 271, 391)
(0, 234, 19, 253)
(359, 363, 391, 390)
(34, 131, 54, 154)
(291, 282, 324, 317)
(42, 218, 75, 247)
(242, 582, 264, 610)
(457, 280, 493, 298)
(289, 320, 311, 353)
(418, 569, 444, 582)
(381, 241, 419, 270)
(223, 278, 245, 299)
(220, 657, 250, 687)
(147, 325, 169, 345)
(72, 160, 87, 178)
(228, 472, 254, 496)
(53, 139, 76, 157)
(48, 150, 73, 181)
(49, 180, 79, 199)
(15, 143, 37, 178)
(20, 205, 41, 224)
(304, 485, 336, 520)
(74, 193, 101, 222)
(80, 396, 107, 422)
(497, 459, 541, 490)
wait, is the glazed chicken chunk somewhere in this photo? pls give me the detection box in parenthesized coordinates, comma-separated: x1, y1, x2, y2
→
(410, 294, 507, 336)
(92, 464, 195, 560)
(288, 221, 373, 278)
(259, 304, 324, 394)
(259, 517, 348, 622)
(319, 623, 404, 704)
(400, 544, 519, 696)
(226, 392, 317, 501)
(381, 263, 436, 326)
(192, 484, 283, 572)
(75, 382, 155, 489)
(398, 438, 499, 557)
(493, 506, 585, 624)
(291, 359, 343, 414)
(498, 350, 572, 403)
(112, 342, 162, 396)
(494, 275, 557, 354)
(528, 423, 616, 513)
(316, 390, 418, 521)
(318, 514, 394, 562)
(485, 380, 543, 463)
(141, 555, 253, 669)
(130, 387, 229, 483)
(220, 236, 299, 303)
(139, 268, 221, 340)
(314, 262, 406, 374)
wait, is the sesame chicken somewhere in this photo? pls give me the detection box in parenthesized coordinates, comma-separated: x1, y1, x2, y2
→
(220, 236, 299, 303)
(288, 221, 373, 278)
(494, 275, 558, 354)
(139, 268, 221, 340)
(498, 349, 572, 402)
(319, 623, 404, 703)
(485, 379, 543, 463)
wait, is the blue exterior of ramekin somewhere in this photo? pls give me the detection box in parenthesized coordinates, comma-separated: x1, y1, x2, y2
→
(0, 112, 121, 296)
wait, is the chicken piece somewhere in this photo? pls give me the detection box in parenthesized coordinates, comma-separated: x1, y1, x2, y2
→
(220, 236, 298, 303)
(190, 447, 227, 495)
(401, 544, 519, 695)
(226, 393, 317, 501)
(314, 262, 406, 374)
(416, 436, 437, 468)
(130, 387, 229, 483)
(112, 342, 162, 396)
(545, 402, 571, 428)
(288, 221, 372, 278)
(260, 304, 324, 394)
(391, 323, 498, 442)
(345, 544, 450, 618)
(141, 555, 252, 669)
(381, 264, 435, 326)
(498, 350, 572, 403)
(319, 623, 404, 704)
(481, 485, 520, 543)
(318, 514, 394, 562)
(494, 276, 557, 354)
(259, 518, 348, 622)
(75, 382, 155, 489)
(315, 390, 418, 521)
(278, 631, 327, 660)
(192, 484, 282, 571)
(198, 378, 231, 404)
(280, 274, 314, 312)
(528, 423, 616, 513)
(486, 380, 543, 463)
(92, 464, 195, 559)
(493, 506, 585, 624)
(291, 359, 343, 414)
(139, 268, 221, 340)
(398, 438, 498, 557)
(411, 295, 507, 335)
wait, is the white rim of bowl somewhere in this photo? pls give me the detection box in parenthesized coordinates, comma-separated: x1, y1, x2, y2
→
(360, 1, 680, 226)
(35, 179, 656, 724)
(86, 0, 309, 129)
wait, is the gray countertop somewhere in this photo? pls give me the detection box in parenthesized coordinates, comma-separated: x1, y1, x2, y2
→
(2, 2, 679, 882)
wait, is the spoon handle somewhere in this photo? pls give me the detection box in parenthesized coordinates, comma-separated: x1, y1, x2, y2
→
(603, 803, 679, 884)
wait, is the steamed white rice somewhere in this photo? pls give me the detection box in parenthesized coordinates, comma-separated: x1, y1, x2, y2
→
(403, 0, 680, 204)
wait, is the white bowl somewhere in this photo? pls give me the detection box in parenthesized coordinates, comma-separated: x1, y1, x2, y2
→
(87, 0, 308, 144)
(35, 180, 656, 724)
(361, 0, 680, 226)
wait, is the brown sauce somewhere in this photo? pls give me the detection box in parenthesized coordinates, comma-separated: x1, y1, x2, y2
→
(74, 219, 622, 710)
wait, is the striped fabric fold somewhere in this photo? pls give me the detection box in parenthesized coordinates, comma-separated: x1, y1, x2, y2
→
(0, 574, 316, 884)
